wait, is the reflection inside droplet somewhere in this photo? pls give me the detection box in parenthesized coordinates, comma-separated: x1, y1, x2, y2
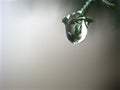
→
(64, 17, 88, 45)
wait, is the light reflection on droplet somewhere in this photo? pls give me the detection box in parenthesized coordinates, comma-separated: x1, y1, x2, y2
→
(65, 18, 88, 45)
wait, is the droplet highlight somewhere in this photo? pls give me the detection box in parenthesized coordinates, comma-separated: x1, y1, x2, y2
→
(64, 16, 88, 45)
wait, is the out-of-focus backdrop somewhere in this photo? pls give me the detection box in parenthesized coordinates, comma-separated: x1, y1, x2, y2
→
(0, 0, 120, 90)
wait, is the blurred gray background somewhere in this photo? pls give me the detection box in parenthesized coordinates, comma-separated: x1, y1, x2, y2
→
(0, 0, 120, 90)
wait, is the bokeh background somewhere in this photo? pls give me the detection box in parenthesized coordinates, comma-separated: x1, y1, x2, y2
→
(0, 0, 120, 90)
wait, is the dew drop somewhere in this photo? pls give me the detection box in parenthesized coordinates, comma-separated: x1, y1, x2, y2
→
(64, 17, 88, 45)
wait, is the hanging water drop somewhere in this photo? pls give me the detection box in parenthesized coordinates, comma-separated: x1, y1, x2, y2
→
(63, 16, 89, 45)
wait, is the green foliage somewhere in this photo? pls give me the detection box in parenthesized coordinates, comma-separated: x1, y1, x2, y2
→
(100, 0, 115, 8)
(62, 0, 115, 25)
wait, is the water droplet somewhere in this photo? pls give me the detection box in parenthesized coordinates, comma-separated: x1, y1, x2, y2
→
(64, 16, 88, 45)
